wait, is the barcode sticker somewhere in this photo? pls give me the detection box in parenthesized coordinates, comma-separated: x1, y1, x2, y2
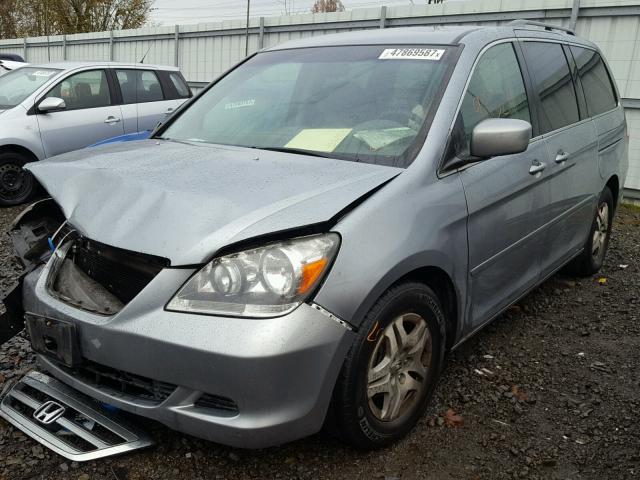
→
(31, 70, 57, 77)
(378, 48, 445, 61)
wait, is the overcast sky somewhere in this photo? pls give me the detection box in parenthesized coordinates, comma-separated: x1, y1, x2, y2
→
(150, 0, 418, 25)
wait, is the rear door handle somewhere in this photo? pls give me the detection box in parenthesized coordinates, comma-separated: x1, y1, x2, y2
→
(164, 108, 174, 115)
(555, 151, 570, 163)
(529, 159, 546, 175)
(104, 116, 121, 124)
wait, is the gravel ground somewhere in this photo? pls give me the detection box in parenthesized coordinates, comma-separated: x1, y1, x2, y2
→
(0, 204, 639, 480)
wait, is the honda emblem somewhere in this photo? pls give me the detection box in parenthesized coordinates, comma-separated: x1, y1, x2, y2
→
(33, 400, 65, 425)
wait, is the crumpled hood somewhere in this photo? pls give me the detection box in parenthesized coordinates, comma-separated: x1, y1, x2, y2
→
(27, 140, 401, 265)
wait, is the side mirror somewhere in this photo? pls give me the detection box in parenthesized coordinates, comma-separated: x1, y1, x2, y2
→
(470, 118, 532, 158)
(38, 97, 66, 113)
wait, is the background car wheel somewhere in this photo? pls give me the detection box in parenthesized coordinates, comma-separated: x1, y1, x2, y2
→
(0, 152, 35, 206)
(568, 186, 614, 277)
(329, 282, 446, 449)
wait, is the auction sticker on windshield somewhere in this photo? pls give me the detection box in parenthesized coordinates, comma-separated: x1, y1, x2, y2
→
(378, 48, 445, 60)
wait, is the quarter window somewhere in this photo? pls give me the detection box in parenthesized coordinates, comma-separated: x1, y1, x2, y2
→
(570, 47, 617, 116)
(45, 70, 111, 110)
(169, 72, 190, 98)
(116, 69, 164, 103)
(522, 42, 580, 134)
(456, 43, 531, 157)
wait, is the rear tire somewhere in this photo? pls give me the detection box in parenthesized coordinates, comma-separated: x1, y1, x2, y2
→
(569, 186, 614, 276)
(329, 282, 446, 449)
(0, 152, 35, 206)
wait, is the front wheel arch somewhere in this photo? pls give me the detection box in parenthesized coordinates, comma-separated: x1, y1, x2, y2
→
(346, 259, 461, 351)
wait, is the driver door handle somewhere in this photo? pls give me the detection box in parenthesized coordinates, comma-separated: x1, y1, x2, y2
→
(529, 159, 546, 175)
(164, 108, 174, 115)
(104, 116, 121, 124)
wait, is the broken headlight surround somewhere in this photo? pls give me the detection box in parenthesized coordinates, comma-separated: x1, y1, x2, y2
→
(166, 233, 340, 318)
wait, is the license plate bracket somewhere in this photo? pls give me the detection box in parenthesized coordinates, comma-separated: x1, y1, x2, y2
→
(25, 314, 82, 367)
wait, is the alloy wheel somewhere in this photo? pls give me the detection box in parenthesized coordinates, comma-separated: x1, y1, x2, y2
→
(591, 202, 609, 261)
(366, 313, 432, 422)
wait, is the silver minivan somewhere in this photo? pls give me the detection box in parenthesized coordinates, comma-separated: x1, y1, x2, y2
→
(0, 61, 192, 205)
(0, 22, 629, 458)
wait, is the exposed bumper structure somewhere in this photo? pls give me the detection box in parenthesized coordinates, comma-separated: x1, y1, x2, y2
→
(20, 260, 355, 449)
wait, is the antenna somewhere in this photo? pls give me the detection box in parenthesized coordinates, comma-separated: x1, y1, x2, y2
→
(139, 45, 153, 63)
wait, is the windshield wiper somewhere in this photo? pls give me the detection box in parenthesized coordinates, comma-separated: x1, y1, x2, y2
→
(250, 146, 335, 159)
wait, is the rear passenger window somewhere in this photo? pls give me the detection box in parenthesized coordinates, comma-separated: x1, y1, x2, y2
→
(456, 43, 530, 157)
(116, 69, 164, 104)
(570, 47, 617, 116)
(168, 72, 190, 98)
(522, 42, 580, 134)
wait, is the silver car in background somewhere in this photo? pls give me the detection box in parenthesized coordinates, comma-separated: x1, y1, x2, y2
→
(0, 60, 28, 76)
(0, 61, 192, 205)
(0, 22, 629, 458)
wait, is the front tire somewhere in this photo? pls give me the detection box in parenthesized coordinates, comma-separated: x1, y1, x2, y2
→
(0, 152, 35, 206)
(330, 282, 446, 449)
(569, 186, 614, 276)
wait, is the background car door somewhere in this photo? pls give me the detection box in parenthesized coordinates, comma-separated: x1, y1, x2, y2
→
(520, 41, 599, 276)
(115, 69, 175, 132)
(36, 69, 124, 157)
(455, 42, 549, 328)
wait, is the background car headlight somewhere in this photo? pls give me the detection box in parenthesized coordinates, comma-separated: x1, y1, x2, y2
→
(166, 233, 340, 317)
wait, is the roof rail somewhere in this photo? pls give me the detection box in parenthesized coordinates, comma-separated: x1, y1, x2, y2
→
(508, 19, 575, 36)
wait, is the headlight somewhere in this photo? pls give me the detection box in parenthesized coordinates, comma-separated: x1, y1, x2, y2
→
(166, 233, 340, 317)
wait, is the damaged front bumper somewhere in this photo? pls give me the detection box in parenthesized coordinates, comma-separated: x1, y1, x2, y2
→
(17, 256, 354, 449)
(1, 200, 355, 450)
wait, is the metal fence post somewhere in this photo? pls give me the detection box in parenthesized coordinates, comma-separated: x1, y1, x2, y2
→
(62, 35, 67, 60)
(569, 0, 581, 31)
(174, 25, 180, 67)
(109, 30, 114, 61)
(380, 5, 387, 29)
(23, 38, 27, 61)
(259, 17, 265, 50)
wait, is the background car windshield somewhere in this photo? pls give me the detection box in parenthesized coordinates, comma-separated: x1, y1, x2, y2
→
(0, 67, 61, 109)
(161, 46, 455, 167)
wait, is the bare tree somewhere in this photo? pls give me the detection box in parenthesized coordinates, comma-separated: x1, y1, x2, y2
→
(0, 0, 152, 39)
(311, 0, 345, 13)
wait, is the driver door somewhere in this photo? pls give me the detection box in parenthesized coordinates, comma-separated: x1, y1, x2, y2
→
(36, 69, 124, 157)
(455, 42, 550, 329)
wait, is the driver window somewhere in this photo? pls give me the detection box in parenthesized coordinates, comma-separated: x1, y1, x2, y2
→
(456, 43, 531, 158)
(45, 70, 111, 110)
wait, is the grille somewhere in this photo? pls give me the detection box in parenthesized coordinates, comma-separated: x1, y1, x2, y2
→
(0, 371, 153, 461)
(57, 359, 239, 414)
(70, 237, 169, 304)
(60, 360, 177, 404)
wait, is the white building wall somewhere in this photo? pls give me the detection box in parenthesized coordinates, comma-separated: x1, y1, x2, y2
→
(0, 0, 638, 192)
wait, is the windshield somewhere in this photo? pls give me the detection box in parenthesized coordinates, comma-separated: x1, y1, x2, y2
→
(0, 67, 61, 109)
(161, 45, 457, 167)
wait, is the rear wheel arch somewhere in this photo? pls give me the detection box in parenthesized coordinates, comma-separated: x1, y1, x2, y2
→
(605, 175, 619, 210)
